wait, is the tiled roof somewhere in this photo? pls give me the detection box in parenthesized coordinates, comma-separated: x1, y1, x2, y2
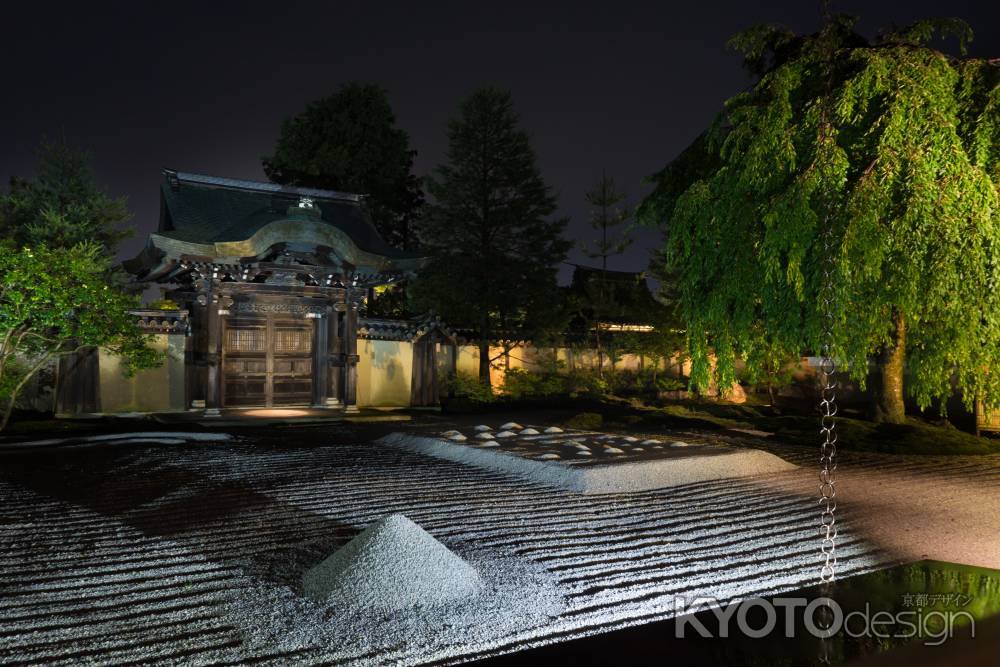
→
(358, 316, 456, 343)
(157, 170, 413, 260)
(131, 309, 189, 334)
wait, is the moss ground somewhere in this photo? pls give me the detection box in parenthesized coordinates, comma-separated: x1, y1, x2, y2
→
(602, 398, 1000, 456)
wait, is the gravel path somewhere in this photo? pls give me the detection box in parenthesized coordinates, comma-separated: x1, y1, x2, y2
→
(0, 423, 996, 665)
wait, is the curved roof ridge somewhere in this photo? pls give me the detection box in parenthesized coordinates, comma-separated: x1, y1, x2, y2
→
(165, 168, 364, 202)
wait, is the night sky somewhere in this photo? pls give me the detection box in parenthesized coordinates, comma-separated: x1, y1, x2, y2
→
(3, 0, 1000, 281)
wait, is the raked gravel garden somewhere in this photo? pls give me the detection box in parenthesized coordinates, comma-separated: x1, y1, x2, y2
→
(2, 415, 999, 665)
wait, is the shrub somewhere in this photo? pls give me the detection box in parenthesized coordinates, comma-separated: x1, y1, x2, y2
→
(655, 376, 687, 392)
(501, 367, 565, 399)
(565, 412, 603, 430)
(148, 298, 181, 310)
(445, 372, 496, 403)
(566, 369, 609, 396)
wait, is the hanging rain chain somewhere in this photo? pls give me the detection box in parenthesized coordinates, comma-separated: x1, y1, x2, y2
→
(816, 0, 839, 588)
(813, 14, 840, 667)
(818, 220, 838, 585)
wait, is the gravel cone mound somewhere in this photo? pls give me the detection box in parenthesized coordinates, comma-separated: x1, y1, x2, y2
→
(303, 514, 481, 610)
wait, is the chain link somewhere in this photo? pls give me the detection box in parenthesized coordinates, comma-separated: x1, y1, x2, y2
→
(818, 224, 838, 584)
(816, 0, 839, 587)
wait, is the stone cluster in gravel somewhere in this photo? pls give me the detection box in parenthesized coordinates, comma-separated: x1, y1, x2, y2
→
(437, 422, 699, 464)
(302, 514, 481, 611)
(383, 422, 798, 493)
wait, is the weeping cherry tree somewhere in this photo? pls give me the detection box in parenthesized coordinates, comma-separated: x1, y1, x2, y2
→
(639, 17, 1000, 424)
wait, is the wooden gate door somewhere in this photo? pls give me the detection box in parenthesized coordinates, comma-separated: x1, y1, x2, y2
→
(223, 316, 313, 407)
(410, 334, 438, 407)
(270, 319, 313, 405)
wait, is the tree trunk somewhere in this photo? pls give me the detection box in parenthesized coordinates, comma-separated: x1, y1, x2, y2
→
(873, 311, 906, 424)
(478, 325, 491, 388)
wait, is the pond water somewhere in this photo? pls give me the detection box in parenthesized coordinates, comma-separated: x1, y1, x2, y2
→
(475, 560, 1000, 666)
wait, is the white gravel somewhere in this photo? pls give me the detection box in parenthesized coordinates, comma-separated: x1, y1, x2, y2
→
(233, 541, 564, 664)
(302, 514, 481, 611)
(0, 432, 911, 666)
(0, 431, 233, 449)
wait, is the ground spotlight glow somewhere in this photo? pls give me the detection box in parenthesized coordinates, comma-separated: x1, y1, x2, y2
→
(242, 409, 311, 418)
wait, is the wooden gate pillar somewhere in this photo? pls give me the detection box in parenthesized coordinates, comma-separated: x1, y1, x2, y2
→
(310, 312, 329, 408)
(202, 289, 225, 417)
(344, 301, 359, 413)
(327, 305, 342, 407)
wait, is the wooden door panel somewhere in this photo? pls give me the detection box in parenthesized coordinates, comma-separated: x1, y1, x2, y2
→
(222, 316, 313, 407)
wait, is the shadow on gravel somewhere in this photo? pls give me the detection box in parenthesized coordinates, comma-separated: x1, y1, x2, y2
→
(4, 443, 358, 590)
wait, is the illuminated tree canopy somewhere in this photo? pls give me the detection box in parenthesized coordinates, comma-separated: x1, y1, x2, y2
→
(639, 17, 1000, 422)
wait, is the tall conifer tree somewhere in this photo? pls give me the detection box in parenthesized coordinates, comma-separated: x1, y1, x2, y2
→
(412, 87, 570, 386)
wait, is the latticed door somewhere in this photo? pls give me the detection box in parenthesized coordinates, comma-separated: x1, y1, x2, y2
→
(223, 316, 313, 407)
(270, 320, 313, 405)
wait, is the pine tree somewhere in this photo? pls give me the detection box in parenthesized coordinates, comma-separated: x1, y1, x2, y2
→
(581, 171, 632, 373)
(263, 83, 423, 249)
(411, 87, 571, 387)
(1, 138, 131, 259)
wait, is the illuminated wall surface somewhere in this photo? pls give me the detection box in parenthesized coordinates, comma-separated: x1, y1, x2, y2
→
(91, 338, 675, 412)
(98, 334, 185, 412)
(91, 341, 1000, 421)
(357, 339, 413, 407)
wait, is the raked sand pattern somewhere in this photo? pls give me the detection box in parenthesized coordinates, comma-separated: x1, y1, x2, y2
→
(0, 428, 905, 665)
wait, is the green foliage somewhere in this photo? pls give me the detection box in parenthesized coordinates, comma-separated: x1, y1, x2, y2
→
(444, 371, 497, 403)
(411, 87, 572, 381)
(564, 412, 603, 430)
(263, 83, 423, 249)
(0, 138, 132, 259)
(564, 367, 611, 396)
(148, 298, 180, 310)
(0, 243, 161, 430)
(878, 18, 973, 55)
(501, 362, 566, 399)
(639, 16, 1000, 415)
(655, 376, 687, 392)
